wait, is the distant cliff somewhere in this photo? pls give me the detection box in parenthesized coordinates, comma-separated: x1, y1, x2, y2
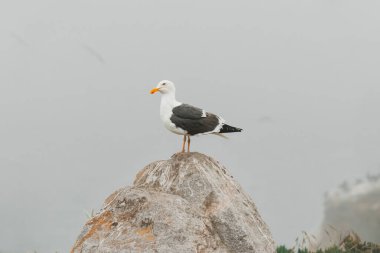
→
(319, 174, 380, 247)
(71, 152, 275, 253)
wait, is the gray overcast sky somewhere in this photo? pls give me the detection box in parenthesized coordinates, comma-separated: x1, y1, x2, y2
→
(1, 0, 380, 252)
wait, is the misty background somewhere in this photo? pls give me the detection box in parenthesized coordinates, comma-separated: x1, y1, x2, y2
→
(1, 0, 380, 252)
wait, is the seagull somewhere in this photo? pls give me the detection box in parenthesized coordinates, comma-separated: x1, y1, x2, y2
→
(150, 80, 242, 152)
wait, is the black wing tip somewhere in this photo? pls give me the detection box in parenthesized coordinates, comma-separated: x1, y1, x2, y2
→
(219, 124, 243, 133)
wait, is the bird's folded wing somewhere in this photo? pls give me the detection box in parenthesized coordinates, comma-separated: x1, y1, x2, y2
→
(171, 104, 221, 135)
(172, 104, 206, 119)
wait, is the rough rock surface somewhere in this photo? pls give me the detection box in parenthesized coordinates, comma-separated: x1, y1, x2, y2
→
(71, 152, 276, 253)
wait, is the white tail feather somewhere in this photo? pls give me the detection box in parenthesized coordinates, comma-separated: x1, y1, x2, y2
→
(212, 133, 229, 139)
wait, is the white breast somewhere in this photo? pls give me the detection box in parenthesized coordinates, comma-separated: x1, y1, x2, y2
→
(160, 95, 187, 135)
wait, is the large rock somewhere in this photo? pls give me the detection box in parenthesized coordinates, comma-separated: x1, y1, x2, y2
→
(71, 152, 276, 253)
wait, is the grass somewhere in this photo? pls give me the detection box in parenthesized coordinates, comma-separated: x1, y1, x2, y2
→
(277, 233, 380, 253)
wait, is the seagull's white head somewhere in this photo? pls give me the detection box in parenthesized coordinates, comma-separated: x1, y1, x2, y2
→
(150, 80, 175, 95)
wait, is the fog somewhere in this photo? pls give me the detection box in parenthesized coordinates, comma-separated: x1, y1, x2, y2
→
(1, 1, 380, 252)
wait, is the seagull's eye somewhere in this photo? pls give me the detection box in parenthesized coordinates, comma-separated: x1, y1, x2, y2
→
(162, 83, 166, 86)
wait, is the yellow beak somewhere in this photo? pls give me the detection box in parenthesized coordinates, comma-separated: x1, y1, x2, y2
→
(150, 87, 160, 94)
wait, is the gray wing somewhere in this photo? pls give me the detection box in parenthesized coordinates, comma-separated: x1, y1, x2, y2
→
(171, 104, 221, 135)
(172, 104, 205, 119)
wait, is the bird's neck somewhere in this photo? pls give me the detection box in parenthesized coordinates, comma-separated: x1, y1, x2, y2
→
(160, 92, 180, 116)
(161, 92, 179, 105)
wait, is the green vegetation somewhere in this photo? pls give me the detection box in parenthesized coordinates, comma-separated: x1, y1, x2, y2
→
(277, 233, 380, 253)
